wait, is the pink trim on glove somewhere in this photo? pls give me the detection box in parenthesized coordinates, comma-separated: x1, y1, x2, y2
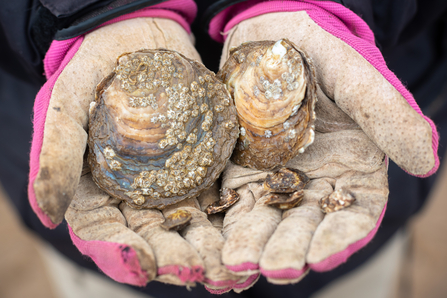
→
(29, 1, 196, 228)
(260, 265, 308, 280)
(68, 225, 148, 286)
(226, 261, 259, 273)
(45, 0, 197, 78)
(204, 277, 238, 288)
(310, 203, 387, 272)
(209, 0, 440, 178)
(205, 286, 233, 295)
(157, 264, 204, 283)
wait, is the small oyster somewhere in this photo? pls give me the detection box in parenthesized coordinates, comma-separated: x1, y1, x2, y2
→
(264, 167, 309, 194)
(218, 39, 317, 171)
(264, 190, 304, 210)
(88, 49, 239, 209)
(319, 188, 356, 213)
(160, 209, 192, 231)
(205, 187, 240, 215)
(262, 167, 308, 210)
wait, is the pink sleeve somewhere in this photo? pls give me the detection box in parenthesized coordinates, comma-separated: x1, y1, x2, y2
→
(208, 0, 440, 178)
(29, 0, 197, 228)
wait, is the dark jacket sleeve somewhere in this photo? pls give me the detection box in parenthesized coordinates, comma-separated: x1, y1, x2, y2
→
(0, 0, 166, 82)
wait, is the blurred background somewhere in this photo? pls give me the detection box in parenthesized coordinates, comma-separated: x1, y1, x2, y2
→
(1, 160, 446, 298)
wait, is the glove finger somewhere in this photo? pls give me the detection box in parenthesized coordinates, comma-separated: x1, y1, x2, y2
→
(120, 203, 203, 286)
(222, 183, 258, 240)
(222, 161, 271, 189)
(222, 182, 282, 275)
(165, 196, 241, 290)
(65, 173, 156, 286)
(306, 165, 388, 271)
(30, 18, 201, 226)
(197, 182, 224, 231)
(259, 178, 333, 285)
(222, 11, 437, 176)
(314, 85, 360, 133)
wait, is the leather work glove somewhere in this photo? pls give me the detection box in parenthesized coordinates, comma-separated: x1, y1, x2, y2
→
(28, 6, 239, 289)
(207, 1, 439, 288)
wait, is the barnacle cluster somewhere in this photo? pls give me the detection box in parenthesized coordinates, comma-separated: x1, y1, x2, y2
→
(88, 49, 238, 209)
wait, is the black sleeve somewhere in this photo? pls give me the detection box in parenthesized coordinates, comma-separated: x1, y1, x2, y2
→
(0, 0, 167, 82)
(342, 0, 447, 50)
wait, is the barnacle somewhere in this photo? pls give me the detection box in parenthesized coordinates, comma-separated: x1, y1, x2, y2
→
(88, 49, 239, 209)
(218, 39, 317, 171)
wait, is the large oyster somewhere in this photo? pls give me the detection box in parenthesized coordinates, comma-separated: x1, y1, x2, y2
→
(88, 49, 239, 209)
(218, 39, 317, 171)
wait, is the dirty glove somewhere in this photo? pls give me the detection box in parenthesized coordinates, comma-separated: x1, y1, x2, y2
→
(66, 171, 238, 287)
(208, 1, 439, 287)
(28, 5, 238, 288)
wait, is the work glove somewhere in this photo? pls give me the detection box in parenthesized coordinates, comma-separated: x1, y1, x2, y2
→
(28, 4, 239, 288)
(207, 1, 439, 288)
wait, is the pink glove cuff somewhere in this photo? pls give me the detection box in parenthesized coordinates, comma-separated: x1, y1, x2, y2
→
(68, 225, 149, 286)
(28, 0, 197, 228)
(310, 203, 387, 271)
(209, 0, 440, 178)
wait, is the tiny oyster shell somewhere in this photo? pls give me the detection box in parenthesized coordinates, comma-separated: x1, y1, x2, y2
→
(218, 39, 317, 171)
(264, 167, 309, 194)
(319, 188, 356, 213)
(265, 190, 304, 210)
(160, 209, 192, 231)
(205, 187, 240, 214)
(88, 49, 239, 209)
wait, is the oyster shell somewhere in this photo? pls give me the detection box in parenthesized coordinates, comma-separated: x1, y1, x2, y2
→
(205, 187, 240, 215)
(263, 167, 309, 194)
(160, 209, 192, 231)
(218, 39, 317, 171)
(264, 190, 304, 210)
(319, 188, 356, 213)
(88, 49, 239, 209)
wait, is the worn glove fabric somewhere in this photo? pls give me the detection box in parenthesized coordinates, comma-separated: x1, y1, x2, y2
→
(29, 0, 196, 228)
(66, 171, 238, 287)
(28, 2, 239, 288)
(208, 0, 439, 287)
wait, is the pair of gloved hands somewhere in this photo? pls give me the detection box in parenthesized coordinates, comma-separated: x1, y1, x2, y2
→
(28, 5, 438, 294)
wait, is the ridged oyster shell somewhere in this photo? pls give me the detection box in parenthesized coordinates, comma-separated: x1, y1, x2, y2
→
(88, 49, 239, 209)
(218, 39, 317, 171)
